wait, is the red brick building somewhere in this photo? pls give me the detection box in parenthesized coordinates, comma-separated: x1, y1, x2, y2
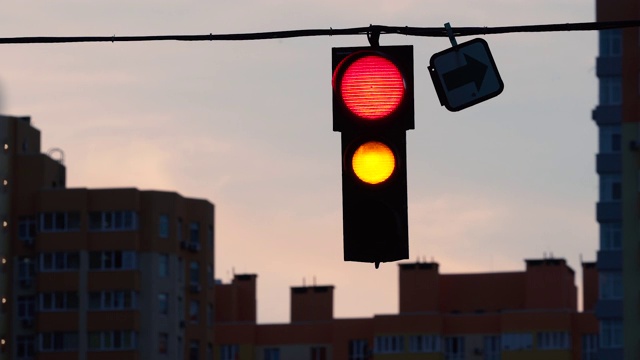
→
(2, 115, 215, 360)
(215, 259, 598, 360)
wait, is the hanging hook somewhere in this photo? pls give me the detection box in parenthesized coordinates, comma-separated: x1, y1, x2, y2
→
(367, 24, 380, 47)
(444, 22, 458, 47)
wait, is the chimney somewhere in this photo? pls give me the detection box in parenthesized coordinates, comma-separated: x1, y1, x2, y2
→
(581, 262, 598, 311)
(399, 262, 440, 313)
(524, 258, 577, 310)
(215, 274, 257, 323)
(290, 285, 334, 323)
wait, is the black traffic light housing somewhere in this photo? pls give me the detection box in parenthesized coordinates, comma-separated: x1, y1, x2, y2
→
(332, 45, 414, 267)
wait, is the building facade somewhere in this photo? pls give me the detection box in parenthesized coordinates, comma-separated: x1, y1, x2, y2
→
(593, 0, 640, 358)
(215, 258, 598, 360)
(1, 115, 215, 359)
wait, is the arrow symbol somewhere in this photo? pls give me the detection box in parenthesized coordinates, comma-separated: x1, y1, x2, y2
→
(442, 54, 488, 92)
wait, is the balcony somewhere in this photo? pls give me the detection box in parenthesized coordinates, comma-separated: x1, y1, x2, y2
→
(596, 201, 621, 222)
(596, 153, 621, 174)
(597, 250, 622, 271)
(596, 57, 622, 77)
(592, 105, 621, 125)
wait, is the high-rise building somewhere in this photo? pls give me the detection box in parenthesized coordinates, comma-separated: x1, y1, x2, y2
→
(215, 258, 598, 360)
(1, 115, 215, 360)
(593, 1, 640, 358)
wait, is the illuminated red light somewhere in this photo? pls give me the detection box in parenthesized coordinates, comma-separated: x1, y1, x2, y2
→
(339, 55, 405, 120)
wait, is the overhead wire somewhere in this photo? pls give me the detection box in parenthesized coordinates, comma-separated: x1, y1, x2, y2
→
(0, 20, 638, 45)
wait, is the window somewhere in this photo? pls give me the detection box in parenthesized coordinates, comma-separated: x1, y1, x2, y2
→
(601, 223, 622, 250)
(178, 257, 184, 282)
(177, 218, 183, 241)
(190, 261, 200, 284)
(158, 293, 169, 315)
(207, 303, 214, 327)
(88, 291, 138, 310)
(18, 216, 36, 240)
(17, 296, 35, 321)
(311, 346, 327, 360)
(444, 336, 465, 360)
(178, 337, 184, 360)
(220, 344, 239, 360)
(88, 331, 137, 351)
(159, 333, 168, 354)
(599, 29, 622, 57)
(17, 257, 35, 283)
(89, 251, 138, 270)
(408, 334, 441, 353)
(582, 334, 598, 360)
(349, 339, 368, 360)
(600, 174, 622, 201)
(89, 211, 138, 231)
(537, 331, 569, 350)
(39, 332, 78, 352)
(159, 254, 169, 278)
(208, 225, 213, 248)
(600, 320, 622, 348)
(207, 264, 213, 288)
(189, 222, 200, 244)
(189, 340, 200, 360)
(39, 292, 79, 311)
(159, 214, 169, 238)
(39, 212, 81, 232)
(600, 126, 622, 153)
(264, 348, 280, 360)
(17, 335, 34, 359)
(374, 335, 404, 354)
(600, 77, 622, 105)
(207, 343, 213, 360)
(483, 335, 500, 360)
(501, 333, 533, 351)
(600, 271, 623, 300)
(39, 252, 80, 272)
(189, 300, 200, 324)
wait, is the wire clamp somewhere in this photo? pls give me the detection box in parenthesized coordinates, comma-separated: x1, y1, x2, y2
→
(367, 24, 380, 47)
(444, 22, 457, 47)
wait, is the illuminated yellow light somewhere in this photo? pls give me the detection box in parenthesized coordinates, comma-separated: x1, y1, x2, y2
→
(3, 144, 7, 150)
(1, 339, 5, 345)
(351, 141, 396, 184)
(1, 298, 5, 304)
(2, 179, 6, 186)
(1, 258, 5, 264)
(1, 221, 6, 228)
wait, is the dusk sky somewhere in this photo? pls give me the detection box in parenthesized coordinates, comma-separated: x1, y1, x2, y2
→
(1, 1, 597, 323)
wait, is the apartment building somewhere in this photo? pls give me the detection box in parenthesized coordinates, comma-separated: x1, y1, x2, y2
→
(593, 0, 640, 358)
(1, 115, 215, 360)
(215, 258, 598, 360)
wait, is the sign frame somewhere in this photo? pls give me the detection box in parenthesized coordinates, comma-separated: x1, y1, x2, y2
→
(429, 38, 504, 112)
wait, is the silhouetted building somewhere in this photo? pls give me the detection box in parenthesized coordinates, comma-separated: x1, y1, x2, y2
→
(215, 258, 598, 360)
(593, 0, 640, 358)
(1, 115, 215, 359)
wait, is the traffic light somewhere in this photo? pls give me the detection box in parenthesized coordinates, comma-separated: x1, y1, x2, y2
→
(332, 45, 414, 267)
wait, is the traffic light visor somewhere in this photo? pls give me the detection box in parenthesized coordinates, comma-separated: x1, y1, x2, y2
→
(338, 54, 405, 120)
(351, 141, 396, 184)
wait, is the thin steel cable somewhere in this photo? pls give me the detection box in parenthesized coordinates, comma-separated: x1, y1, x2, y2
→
(0, 20, 638, 45)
